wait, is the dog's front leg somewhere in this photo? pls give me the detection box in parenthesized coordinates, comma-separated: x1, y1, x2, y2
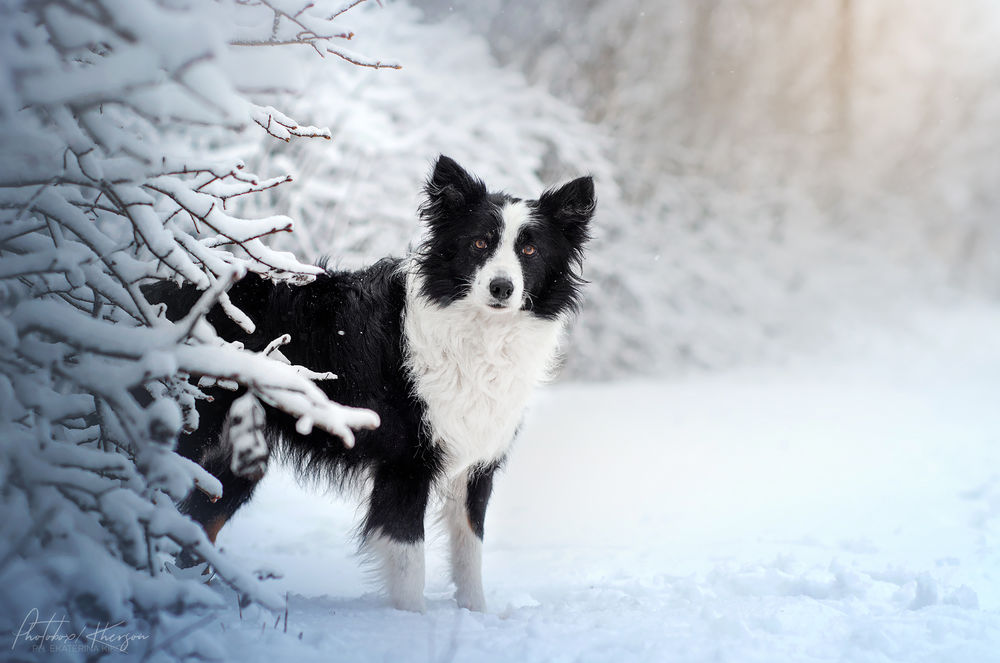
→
(363, 461, 432, 612)
(444, 462, 498, 612)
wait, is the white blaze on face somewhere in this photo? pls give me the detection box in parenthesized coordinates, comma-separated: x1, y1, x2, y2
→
(474, 200, 530, 310)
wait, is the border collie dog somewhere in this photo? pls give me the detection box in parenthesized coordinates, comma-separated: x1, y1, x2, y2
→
(153, 156, 594, 612)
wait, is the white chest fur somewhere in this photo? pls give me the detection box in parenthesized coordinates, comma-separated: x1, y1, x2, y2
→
(403, 273, 563, 477)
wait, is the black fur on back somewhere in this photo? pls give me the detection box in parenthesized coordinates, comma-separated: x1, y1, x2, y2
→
(145, 258, 443, 537)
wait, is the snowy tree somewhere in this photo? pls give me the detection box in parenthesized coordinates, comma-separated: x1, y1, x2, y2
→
(0, 0, 388, 659)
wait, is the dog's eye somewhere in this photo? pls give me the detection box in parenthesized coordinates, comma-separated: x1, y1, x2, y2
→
(473, 238, 488, 250)
(521, 244, 537, 256)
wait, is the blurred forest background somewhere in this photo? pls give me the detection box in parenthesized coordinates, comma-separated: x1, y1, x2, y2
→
(241, 0, 1000, 379)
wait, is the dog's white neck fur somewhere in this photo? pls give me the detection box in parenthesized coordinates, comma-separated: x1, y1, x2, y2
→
(403, 226, 564, 476)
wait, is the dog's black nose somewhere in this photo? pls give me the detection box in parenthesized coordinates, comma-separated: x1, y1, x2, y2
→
(489, 277, 514, 301)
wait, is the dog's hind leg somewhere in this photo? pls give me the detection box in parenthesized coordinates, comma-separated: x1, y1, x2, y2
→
(175, 459, 260, 568)
(361, 460, 433, 612)
(176, 392, 268, 565)
(443, 462, 498, 612)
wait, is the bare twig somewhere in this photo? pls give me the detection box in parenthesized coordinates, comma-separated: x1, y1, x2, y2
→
(327, 47, 401, 69)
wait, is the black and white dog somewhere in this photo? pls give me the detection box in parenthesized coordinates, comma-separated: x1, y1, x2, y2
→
(153, 156, 594, 612)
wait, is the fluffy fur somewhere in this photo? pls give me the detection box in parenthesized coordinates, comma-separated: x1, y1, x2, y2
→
(147, 155, 594, 612)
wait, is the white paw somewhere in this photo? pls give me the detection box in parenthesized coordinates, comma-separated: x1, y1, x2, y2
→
(391, 594, 427, 613)
(369, 535, 426, 613)
(456, 588, 486, 612)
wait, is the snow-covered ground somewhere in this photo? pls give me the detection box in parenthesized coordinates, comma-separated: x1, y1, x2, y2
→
(211, 305, 1000, 662)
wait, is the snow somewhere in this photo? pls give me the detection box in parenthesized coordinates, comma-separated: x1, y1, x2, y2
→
(206, 305, 1000, 662)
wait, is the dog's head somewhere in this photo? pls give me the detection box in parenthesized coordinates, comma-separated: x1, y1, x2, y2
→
(414, 155, 594, 320)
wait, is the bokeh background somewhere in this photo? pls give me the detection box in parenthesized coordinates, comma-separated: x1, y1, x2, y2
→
(238, 0, 1000, 379)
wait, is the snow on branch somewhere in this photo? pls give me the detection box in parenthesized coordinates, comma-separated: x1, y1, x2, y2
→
(175, 344, 380, 447)
(251, 105, 334, 142)
(0, 0, 399, 658)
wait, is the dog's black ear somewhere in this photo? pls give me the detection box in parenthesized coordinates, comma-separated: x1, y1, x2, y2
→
(537, 176, 595, 244)
(422, 155, 487, 218)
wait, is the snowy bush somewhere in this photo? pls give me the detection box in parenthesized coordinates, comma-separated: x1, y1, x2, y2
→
(0, 0, 386, 659)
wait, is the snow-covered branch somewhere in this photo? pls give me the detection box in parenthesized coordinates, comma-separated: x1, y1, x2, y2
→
(0, 0, 398, 658)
